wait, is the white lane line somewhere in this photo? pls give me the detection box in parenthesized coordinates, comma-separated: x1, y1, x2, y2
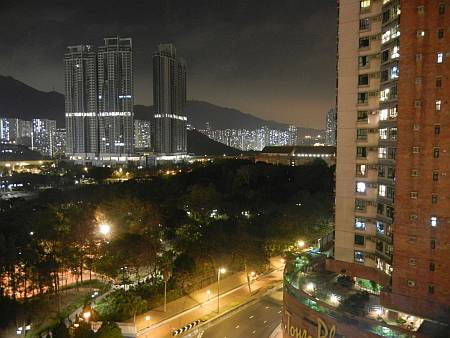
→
(235, 325, 240, 329)
(249, 315, 254, 319)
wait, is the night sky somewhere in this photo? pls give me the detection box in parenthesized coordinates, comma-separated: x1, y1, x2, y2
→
(0, 0, 336, 129)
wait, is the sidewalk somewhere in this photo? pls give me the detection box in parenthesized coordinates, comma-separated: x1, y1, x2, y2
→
(135, 257, 285, 338)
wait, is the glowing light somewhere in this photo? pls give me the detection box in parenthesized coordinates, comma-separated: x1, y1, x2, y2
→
(145, 315, 151, 321)
(219, 268, 226, 274)
(329, 294, 340, 305)
(99, 223, 111, 235)
(83, 311, 91, 320)
(305, 282, 315, 292)
(297, 240, 305, 248)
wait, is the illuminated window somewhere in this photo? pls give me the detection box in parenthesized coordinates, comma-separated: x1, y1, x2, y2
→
(437, 52, 444, 63)
(382, 30, 391, 43)
(379, 184, 386, 197)
(379, 109, 388, 121)
(407, 280, 416, 287)
(417, 30, 425, 37)
(410, 191, 418, 199)
(411, 169, 419, 177)
(354, 251, 365, 263)
(355, 218, 366, 230)
(376, 221, 385, 234)
(378, 147, 387, 159)
(360, 0, 371, 9)
(391, 66, 399, 79)
(356, 182, 367, 193)
(356, 164, 367, 176)
(436, 100, 442, 111)
(392, 46, 400, 58)
(430, 216, 438, 227)
(380, 88, 390, 101)
(379, 128, 388, 140)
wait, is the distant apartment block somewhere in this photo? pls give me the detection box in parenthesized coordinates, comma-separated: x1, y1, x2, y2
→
(134, 119, 152, 150)
(31, 119, 56, 157)
(153, 44, 187, 155)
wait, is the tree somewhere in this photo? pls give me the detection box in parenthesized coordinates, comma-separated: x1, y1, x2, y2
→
(96, 321, 123, 338)
(51, 320, 70, 338)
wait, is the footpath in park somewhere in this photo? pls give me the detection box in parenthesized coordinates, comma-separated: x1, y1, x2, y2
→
(134, 257, 285, 338)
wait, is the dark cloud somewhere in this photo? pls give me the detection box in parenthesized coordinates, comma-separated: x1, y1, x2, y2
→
(0, 0, 336, 128)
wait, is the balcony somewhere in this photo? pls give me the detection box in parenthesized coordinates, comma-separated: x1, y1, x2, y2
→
(284, 251, 425, 337)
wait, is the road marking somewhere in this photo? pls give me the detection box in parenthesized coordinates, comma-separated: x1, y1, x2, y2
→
(249, 315, 254, 319)
(235, 325, 239, 329)
(278, 310, 282, 314)
(264, 320, 267, 324)
(252, 330, 256, 334)
(265, 306, 270, 309)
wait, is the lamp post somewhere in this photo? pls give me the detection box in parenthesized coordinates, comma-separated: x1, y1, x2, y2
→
(217, 267, 226, 313)
(99, 223, 111, 240)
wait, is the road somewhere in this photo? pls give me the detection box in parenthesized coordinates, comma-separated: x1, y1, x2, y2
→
(201, 288, 283, 338)
(136, 259, 285, 338)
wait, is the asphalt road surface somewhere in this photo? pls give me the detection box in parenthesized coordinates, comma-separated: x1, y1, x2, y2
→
(201, 288, 283, 338)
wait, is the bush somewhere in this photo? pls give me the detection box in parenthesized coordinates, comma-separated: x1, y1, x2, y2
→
(96, 321, 123, 338)
(338, 291, 370, 316)
(95, 290, 147, 322)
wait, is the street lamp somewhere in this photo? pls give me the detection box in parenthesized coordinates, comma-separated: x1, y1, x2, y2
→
(217, 267, 226, 313)
(206, 289, 211, 301)
(83, 311, 91, 321)
(99, 223, 111, 236)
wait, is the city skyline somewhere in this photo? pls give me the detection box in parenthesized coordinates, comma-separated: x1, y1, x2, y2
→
(0, 0, 336, 129)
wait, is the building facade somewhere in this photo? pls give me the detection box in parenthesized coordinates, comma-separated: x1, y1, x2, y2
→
(134, 119, 152, 150)
(153, 44, 187, 155)
(0, 118, 32, 146)
(282, 1, 449, 337)
(64, 45, 98, 158)
(64, 37, 134, 159)
(31, 119, 56, 157)
(325, 108, 337, 145)
(334, 0, 449, 321)
(97, 37, 134, 157)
